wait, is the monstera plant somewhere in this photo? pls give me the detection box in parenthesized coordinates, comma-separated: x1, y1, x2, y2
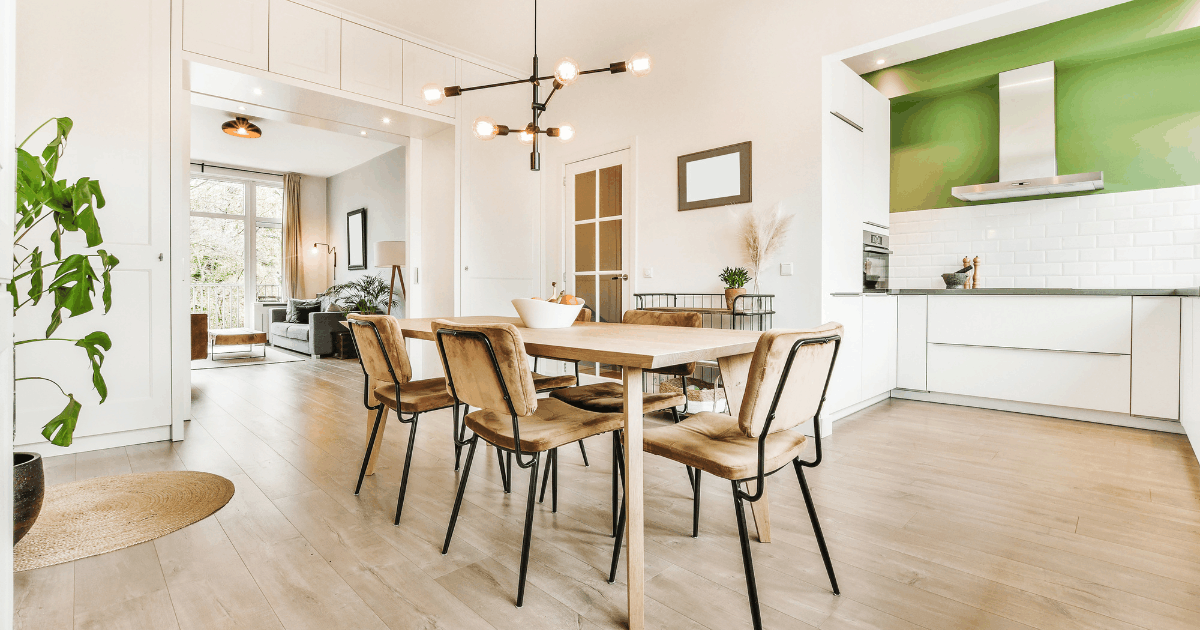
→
(10, 117, 119, 447)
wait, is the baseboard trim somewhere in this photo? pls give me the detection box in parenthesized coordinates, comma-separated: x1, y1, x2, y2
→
(17, 425, 173, 458)
(826, 392, 892, 424)
(891, 390, 1185, 434)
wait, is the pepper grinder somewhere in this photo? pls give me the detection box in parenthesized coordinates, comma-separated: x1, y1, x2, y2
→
(973, 256, 983, 289)
(963, 256, 974, 289)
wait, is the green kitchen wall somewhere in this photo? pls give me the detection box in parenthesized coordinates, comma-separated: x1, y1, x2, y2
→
(864, 0, 1200, 212)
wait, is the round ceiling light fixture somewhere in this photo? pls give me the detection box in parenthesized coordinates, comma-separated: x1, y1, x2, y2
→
(221, 117, 262, 138)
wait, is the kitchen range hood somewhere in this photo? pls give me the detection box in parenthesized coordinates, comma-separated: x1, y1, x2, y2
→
(951, 62, 1103, 202)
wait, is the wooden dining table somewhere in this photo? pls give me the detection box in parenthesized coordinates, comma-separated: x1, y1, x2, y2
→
(367, 315, 767, 630)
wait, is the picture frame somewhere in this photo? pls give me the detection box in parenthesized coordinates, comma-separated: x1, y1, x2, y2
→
(346, 208, 367, 270)
(677, 141, 752, 211)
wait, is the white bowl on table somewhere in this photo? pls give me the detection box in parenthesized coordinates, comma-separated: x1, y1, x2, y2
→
(511, 298, 583, 329)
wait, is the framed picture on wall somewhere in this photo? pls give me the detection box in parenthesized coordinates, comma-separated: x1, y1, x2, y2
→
(677, 141, 752, 211)
(347, 208, 367, 270)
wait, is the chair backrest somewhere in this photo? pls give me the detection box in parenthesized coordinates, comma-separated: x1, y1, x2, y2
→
(737, 323, 842, 438)
(346, 314, 413, 385)
(577, 307, 593, 322)
(432, 319, 538, 417)
(622, 309, 703, 376)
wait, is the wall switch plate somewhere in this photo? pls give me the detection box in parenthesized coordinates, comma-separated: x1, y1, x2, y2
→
(643, 267, 653, 278)
(780, 263, 794, 276)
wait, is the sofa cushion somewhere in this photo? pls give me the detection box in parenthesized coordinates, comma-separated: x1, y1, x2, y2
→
(269, 322, 292, 337)
(285, 324, 310, 341)
(286, 298, 322, 323)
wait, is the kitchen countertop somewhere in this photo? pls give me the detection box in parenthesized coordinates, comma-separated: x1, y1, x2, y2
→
(874, 288, 1200, 296)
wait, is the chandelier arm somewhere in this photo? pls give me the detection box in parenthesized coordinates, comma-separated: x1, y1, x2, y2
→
(541, 84, 559, 108)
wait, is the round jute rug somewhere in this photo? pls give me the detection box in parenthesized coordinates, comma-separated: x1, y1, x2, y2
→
(14, 471, 235, 572)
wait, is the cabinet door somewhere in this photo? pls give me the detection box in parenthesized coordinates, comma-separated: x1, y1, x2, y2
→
(341, 21, 404, 103)
(825, 117, 864, 293)
(896, 295, 927, 390)
(403, 42, 457, 117)
(823, 296, 863, 416)
(861, 295, 897, 399)
(862, 83, 890, 229)
(1131, 296, 1181, 420)
(183, 0, 268, 69)
(830, 61, 864, 128)
(268, 0, 341, 87)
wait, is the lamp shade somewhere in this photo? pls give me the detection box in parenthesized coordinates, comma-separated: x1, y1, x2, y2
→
(374, 241, 406, 268)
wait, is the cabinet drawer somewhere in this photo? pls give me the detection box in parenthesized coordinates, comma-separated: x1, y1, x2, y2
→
(928, 295, 1131, 354)
(927, 344, 1131, 414)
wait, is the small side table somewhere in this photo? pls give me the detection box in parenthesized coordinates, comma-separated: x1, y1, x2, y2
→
(332, 330, 358, 360)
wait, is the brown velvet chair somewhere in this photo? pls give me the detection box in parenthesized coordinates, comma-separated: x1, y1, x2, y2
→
(346, 314, 458, 526)
(609, 323, 844, 630)
(432, 319, 626, 607)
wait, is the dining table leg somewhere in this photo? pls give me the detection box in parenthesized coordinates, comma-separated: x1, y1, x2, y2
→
(718, 353, 771, 542)
(623, 366, 645, 630)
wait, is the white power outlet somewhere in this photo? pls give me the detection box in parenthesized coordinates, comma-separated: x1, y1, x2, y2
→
(643, 267, 653, 278)
(780, 262, 794, 276)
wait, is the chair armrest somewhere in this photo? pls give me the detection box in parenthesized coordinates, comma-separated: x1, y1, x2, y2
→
(310, 311, 348, 355)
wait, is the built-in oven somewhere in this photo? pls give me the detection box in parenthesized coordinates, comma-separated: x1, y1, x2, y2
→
(863, 230, 891, 292)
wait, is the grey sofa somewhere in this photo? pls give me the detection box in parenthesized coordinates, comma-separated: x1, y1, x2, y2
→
(268, 307, 346, 358)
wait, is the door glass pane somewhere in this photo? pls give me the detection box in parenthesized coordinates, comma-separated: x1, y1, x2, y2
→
(574, 170, 596, 221)
(256, 224, 282, 301)
(574, 274, 598, 375)
(599, 165, 622, 218)
(598, 275, 622, 325)
(190, 178, 245, 215)
(574, 223, 595, 272)
(598, 220, 622, 271)
(256, 185, 284, 219)
(190, 216, 245, 329)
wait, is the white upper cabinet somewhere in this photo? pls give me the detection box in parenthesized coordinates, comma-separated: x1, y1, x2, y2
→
(183, 0, 269, 69)
(825, 116, 864, 294)
(268, 0, 341, 88)
(340, 22, 405, 104)
(830, 61, 864, 129)
(403, 42, 457, 116)
(862, 83, 891, 228)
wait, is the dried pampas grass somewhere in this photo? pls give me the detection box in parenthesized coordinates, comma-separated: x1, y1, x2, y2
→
(742, 205, 793, 292)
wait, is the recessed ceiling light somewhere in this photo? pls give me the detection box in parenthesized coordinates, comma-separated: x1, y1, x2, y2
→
(382, 117, 391, 124)
(360, 131, 366, 136)
(238, 106, 245, 111)
(876, 59, 886, 65)
(253, 88, 262, 95)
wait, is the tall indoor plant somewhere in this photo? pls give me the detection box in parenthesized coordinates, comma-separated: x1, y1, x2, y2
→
(10, 118, 119, 542)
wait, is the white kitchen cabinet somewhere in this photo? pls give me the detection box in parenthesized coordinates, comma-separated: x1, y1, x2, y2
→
(1131, 297, 1181, 420)
(341, 22, 405, 103)
(862, 83, 891, 229)
(1181, 299, 1200, 461)
(829, 61, 864, 128)
(823, 295, 863, 416)
(183, 0, 269, 69)
(403, 42, 457, 116)
(825, 115, 864, 294)
(861, 295, 897, 399)
(896, 295, 927, 390)
(268, 0, 341, 88)
(928, 295, 1132, 354)
(927, 344, 1132, 414)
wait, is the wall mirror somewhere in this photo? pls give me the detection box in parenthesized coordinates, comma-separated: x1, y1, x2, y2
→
(347, 208, 367, 270)
(677, 141, 752, 211)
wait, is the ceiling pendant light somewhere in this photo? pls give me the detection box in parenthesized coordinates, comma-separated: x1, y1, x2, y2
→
(422, 0, 652, 171)
(221, 116, 262, 138)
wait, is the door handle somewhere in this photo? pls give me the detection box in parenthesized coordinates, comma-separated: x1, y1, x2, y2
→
(611, 274, 628, 281)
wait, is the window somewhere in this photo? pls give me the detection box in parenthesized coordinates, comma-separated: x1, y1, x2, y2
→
(189, 175, 284, 329)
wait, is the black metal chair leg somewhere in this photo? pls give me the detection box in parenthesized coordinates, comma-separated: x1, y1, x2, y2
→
(355, 406, 386, 495)
(611, 431, 619, 537)
(794, 461, 840, 595)
(732, 481, 764, 630)
(496, 446, 510, 493)
(452, 406, 463, 471)
(516, 453, 541, 608)
(393, 415, 421, 525)
(692, 469, 702, 538)
(608, 494, 626, 583)
(577, 440, 590, 466)
(539, 447, 554, 503)
(505, 451, 513, 493)
(442, 437, 478, 554)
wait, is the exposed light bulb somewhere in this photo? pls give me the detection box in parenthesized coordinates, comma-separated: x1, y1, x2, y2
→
(236, 127, 248, 135)
(627, 52, 653, 77)
(422, 83, 446, 105)
(311, 245, 318, 254)
(556, 124, 576, 143)
(518, 128, 536, 145)
(553, 57, 580, 86)
(472, 116, 499, 141)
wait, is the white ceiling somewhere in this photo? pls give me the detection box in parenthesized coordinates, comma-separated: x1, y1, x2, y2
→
(190, 104, 401, 178)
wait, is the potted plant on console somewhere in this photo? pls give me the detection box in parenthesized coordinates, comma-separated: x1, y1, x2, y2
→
(719, 266, 751, 310)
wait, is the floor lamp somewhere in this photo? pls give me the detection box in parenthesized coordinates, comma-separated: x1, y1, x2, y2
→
(374, 241, 406, 315)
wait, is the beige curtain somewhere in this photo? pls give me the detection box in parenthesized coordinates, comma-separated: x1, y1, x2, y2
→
(282, 173, 303, 298)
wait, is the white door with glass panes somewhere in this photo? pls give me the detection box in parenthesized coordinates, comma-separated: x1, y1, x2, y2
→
(189, 174, 284, 331)
(565, 150, 632, 378)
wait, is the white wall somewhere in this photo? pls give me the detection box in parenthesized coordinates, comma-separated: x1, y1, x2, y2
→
(325, 146, 407, 293)
(536, 0, 998, 329)
(890, 186, 1200, 289)
(300, 175, 329, 295)
(418, 127, 456, 375)
(1, 0, 14, 612)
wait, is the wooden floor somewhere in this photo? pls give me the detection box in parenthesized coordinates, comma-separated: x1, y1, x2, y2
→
(14, 356, 1200, 630)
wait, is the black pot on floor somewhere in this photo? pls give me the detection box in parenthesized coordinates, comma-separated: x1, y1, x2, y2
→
(14, 452, 45, 545)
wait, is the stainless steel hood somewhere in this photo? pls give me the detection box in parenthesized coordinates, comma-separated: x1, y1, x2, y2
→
(951, 62, 1103, 202)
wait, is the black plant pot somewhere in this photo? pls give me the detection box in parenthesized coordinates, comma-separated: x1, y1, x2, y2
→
(14, 452, 44, 545)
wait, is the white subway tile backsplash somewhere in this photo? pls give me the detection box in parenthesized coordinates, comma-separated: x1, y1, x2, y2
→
(890, 185, 1200, 289)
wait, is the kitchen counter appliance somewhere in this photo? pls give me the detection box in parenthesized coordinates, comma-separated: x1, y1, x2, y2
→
(863, 230, 891, 292)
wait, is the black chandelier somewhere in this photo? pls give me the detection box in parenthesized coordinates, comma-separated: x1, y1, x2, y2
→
(420, 0, 652, 171)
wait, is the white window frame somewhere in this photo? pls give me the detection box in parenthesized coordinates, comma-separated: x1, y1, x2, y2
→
(189, 173, 284, 328)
